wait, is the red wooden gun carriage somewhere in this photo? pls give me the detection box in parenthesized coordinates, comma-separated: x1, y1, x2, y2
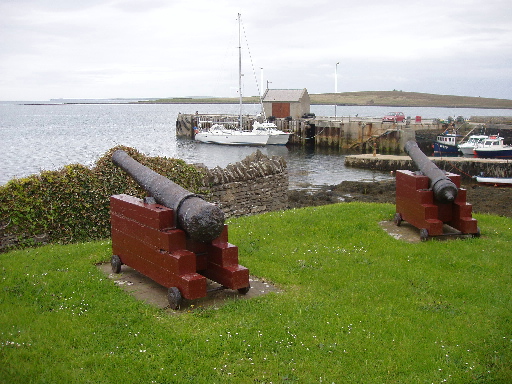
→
(109, 150, 250, 309)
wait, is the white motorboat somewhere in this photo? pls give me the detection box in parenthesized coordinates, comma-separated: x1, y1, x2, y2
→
(458, 135, 488, 157)
(252, 121, 290, 145)
(473, 136, 512, 159)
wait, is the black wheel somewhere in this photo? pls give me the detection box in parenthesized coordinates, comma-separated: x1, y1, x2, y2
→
(474, 227, 481, 238)
(394, 213, 402, 226)
(111, 255, 122, 274)
(167, 287, 182, 310)
(237, 285, 250, 295)
(419, 228, 429, 241)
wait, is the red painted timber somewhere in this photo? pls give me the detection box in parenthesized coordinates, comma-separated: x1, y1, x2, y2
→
(112, 229, 196, 275)
(111, 213, 186, 252)
(207, 242, 240, 267)
(112, 231, 206, 299)
(202, 263, 250, 290)
(110, 194, 249, 299)
(110, 194, 174, 230)
(395, 170, 478, 236)
(196, 254, 207, 271)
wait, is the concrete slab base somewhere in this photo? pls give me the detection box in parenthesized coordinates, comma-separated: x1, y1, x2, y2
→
(97, 263, 280, 312)
(379, 220, 477, 243)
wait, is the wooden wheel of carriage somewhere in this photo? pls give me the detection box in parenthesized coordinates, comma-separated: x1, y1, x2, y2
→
(167, 287, 182, 310)
(111, 255, 122, 274)
(394, 213, 402, 226)
(237, 285, 250, 295)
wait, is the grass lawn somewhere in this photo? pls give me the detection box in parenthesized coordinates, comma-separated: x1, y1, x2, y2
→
(1, 202, 511, 383)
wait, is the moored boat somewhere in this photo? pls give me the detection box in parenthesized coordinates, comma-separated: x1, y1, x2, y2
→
(433, 130, 463, 155)
(458, 134, 488, 157)
(474, 176, 512, 186)
(473, 136, 512, 159)
(253, 121, 290, 145)
(194, 13, 276, 147)
(194, 123, 269, 146)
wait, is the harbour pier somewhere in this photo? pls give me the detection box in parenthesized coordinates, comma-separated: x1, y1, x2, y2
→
(175, 112, 511, 181)
(176, 113, 443, 153)
(345, 154, 511, 180)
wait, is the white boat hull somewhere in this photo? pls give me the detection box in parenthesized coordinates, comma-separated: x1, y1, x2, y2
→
(475, 176, 512, 186)
(458, 135, 488, 157)
(194, 16, 289, 148)
(195, 129, 269, 146)
(252, 121, 290, 145)
(459, 146, 476, 157)
(267, 133, 290, 145)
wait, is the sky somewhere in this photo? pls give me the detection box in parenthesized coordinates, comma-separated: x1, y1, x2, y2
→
(1, 0, 512, 101)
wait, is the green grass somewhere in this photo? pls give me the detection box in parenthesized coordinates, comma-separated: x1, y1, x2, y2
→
(1, 203, 511, 383)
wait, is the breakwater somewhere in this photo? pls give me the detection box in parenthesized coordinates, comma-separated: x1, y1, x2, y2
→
(345, 154, 512, 180)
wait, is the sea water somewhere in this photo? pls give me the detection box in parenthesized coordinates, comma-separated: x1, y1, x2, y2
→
(1, 102, 511, 188)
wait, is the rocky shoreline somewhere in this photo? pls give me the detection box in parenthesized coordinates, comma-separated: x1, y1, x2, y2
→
(288, 180, 512, 218)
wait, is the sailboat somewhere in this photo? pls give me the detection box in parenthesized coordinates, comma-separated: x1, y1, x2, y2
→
(194, 14, 289, 146)
(194, 122, 269, 145)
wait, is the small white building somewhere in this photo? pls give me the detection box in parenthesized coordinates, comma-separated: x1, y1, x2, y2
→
(262, 88, 310, 119)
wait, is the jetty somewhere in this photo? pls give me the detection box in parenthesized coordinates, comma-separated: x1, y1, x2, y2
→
(175, 88, 512, 152)
(345, 153, 511, 180)
(176, 112, 511, 180)
(176, 113, 445, 153)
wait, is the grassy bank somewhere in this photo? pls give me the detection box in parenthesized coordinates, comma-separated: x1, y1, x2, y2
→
(143, 91, 512, 109)
(1, 203, 511, 383)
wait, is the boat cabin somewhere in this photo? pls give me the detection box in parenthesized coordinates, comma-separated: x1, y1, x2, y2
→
(436, 133, 459, 146)
(480, 135, 505, 147)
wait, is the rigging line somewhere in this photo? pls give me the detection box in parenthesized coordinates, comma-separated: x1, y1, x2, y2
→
(240, 16, 264, 116)
(441, 160, 474, 178)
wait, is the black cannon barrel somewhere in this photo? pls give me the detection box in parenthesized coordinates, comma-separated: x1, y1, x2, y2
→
(112, 150, 225, 242)
(404, 140, 458, 204)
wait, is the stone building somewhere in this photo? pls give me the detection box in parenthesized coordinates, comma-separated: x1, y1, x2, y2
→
(262, 88, 310, 119)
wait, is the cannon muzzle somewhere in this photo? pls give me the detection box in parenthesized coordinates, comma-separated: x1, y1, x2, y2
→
(112, 150, 225, 242)
(404, 140, 458, 204)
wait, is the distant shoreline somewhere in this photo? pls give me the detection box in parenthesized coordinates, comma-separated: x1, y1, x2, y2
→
(140, 91, 512, 110)
(17, 90, 512, 109)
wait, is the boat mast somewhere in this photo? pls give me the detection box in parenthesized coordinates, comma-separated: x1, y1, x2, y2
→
(238, 13, 242, 129)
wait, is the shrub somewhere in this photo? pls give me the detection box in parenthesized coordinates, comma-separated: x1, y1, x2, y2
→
(0, 146, 206, 251)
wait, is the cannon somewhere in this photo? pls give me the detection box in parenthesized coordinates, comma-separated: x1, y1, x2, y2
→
(110, 150, 250, 309)
(394, 141, 479, 241)
(404, 140, 459, 204)
(112, 149, 224, 242)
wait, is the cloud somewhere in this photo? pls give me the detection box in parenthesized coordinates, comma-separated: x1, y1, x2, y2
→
(1, 0, 512, 100)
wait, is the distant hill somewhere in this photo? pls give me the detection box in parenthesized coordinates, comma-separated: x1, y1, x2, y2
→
(312, 91, 512, 109)
(144, 91, 512, 109)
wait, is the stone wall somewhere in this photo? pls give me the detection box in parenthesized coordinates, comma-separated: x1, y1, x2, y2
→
(196, 150, 288, 218)
(345, 154, 512, 180)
